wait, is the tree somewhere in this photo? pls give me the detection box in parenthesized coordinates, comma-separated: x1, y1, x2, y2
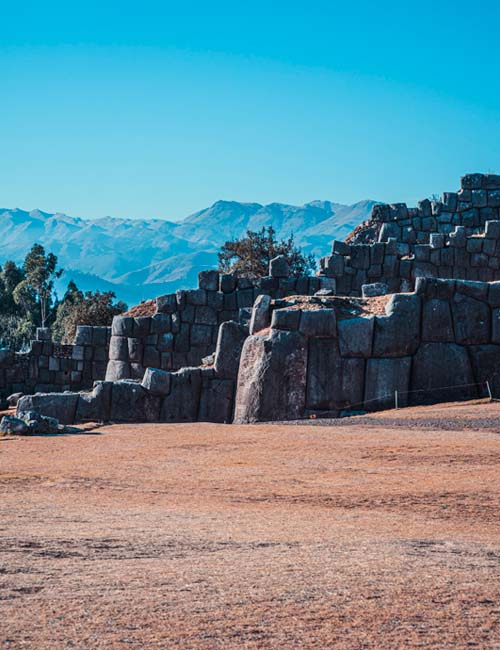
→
(23, 244, 63, 327)
(218, 226, 316, 278)
(53, 287, 127, 343)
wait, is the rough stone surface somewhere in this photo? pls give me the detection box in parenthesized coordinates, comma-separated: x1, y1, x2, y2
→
(337, 317, 374, 357)
(160, 368, 202, 422)
(234, 330, 308, 423)
(16, 392, 79, 425)
(410, 343, 476, 404)
(373, 294, 421, 357)
(364, 357, 411, 411)
(141, 368, 172, 396)
(213, 321, 248, 380)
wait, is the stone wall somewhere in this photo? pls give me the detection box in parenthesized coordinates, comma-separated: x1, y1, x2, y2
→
(105, 269, 335, 381)
(0, 325, 110, 399)
(319, 173, 500, 295)
(233, 277, 500, 422)
(20, 277, 500, 425)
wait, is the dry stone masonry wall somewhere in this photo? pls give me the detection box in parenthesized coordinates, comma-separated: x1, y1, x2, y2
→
(319, 173, 500, 295)
(13, 173, 500, 426)
(0, 325, 110, 400)
(105, 268, 335, 381)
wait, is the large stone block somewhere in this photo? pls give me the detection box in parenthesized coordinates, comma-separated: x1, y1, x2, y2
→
(422, 299, 454, 342)
(269, 255, 289, 278)
(127, 338, 143, 363)
(306, 339, 365, 410)
(299, 309, 336, 338)
(249, 294, 272, 335)
(105, 360, 130, 381)
(337, 316, 374, 357)
(451, 293, 490, 345)
(109, 336, 128, 361)
(214, 320, 248, 379)
(233, 330, 308, 423)
(156, 293, 177, 314)
(271, 308, 301, 331)
(110, 381, 161, 422)
(111, 316, 134, 337)
(198, 270, 219, 291)
(76, 381, 113, 422)
(364, 357, 411, 411)
(372, 294, 421, 357)
(198, 378, 235, 423)
(74, 326, 93, 345)
(160, 368, 202, 422)
(410, 342, 476, 404)
(141, 367, 172, 396)
(468, 344, 500, 398)
(17, 392, 79, 425)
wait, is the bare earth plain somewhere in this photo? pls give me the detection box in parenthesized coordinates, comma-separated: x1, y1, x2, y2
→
(1, 401, 499, 649)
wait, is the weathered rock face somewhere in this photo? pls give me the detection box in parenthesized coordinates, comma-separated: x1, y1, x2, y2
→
(109, 381, 161, 423)
(17, 392, 79, 425)
(233, 329, 308, 423)
(364, 357, 412, 410)
(373, 294, 421, 357)
(213, 321, 248, 380)
(76, 381, 113, 422)
(410, 343, 476, 404)
(160, 368, 202, 422)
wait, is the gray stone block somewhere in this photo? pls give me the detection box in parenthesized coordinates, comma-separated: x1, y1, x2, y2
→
(17, 392, 79, 425)
(372, 294, 421, 357)
(422, 299, 454, 342)
(110, 381, 161, 422)
(337, 316, 374, 357)
(105, 360, 130, 381)
(468, 345, 500, 397)
(109, 336, 128, 361)
(410, 342, 476, 404)
(364, 357, 411, 411)
(198, 378, 234, 423)
(214, 320, 248, 379)
(233, 330, 307, 423)
(156, 293, 177, 314)
(127, 338, 143, 363)
(191, 324, 213, 346)
(92, 326, 108, 346)
(485, 220, 500, 239)
(299, 309, 336, 338)
(249, 294, 272, 335)
(271, 308, 301, 331)
(198, 270, 219, 291)
(186, 289, 207, 306)
(74, 326, 93, 345)
(220, 273, 237, 293)
(362, 283, 388, 297)
(76, 381, 113, 422)
(269, 255, 289, 278)
(111, 316, 134, 337)
(429, 233, 445, 249)
(452, 293, 490, 344)
(160, 368, 202, 422)
(133, 317, 151, 338)
(306, 339, 364, 410)
(157, 332, 174, 352)
(141, 367, 172, 396)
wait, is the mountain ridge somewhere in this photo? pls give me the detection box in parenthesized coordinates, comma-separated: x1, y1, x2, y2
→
(0, 198, 377, 304)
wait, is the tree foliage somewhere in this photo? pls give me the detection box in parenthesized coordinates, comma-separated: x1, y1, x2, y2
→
(23, 244, 63, 327)
(0, 244, 126, 349)
(52, 284, 127, 343)
(217, 226, 316, 278)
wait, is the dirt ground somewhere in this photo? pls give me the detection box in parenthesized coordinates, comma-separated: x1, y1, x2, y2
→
(1, 401, 499, 649)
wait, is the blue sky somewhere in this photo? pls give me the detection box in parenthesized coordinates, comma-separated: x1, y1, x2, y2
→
(1, 0, 499, 220)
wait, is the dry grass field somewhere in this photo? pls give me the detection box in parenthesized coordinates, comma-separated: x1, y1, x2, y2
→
(1, 401, 499, 649)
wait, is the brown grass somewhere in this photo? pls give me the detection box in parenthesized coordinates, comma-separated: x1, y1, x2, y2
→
(0, 401, 499, 648)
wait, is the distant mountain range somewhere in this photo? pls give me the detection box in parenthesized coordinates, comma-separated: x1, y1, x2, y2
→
(0, 199, 376, 306)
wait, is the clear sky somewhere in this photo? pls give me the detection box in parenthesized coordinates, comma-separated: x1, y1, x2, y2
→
(1, 0, 499, 220)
